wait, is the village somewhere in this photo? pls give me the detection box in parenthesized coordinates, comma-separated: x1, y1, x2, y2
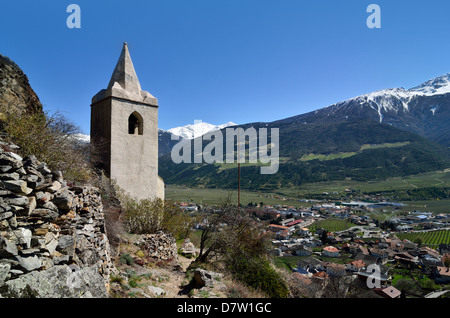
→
(179, 195, 450, 298)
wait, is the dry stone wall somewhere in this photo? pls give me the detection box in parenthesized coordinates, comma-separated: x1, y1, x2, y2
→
(0, 148, 115, 297)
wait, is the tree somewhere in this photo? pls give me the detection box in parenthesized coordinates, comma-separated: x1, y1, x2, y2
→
(2, 108, 92, 183)
(120, 192, 197, 240)
(193, 195, 289, 297)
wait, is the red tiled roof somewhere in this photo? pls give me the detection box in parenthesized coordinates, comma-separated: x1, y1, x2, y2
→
(437, 266, 450, 277)
(349, 259, 366, 268)
(375, 286, 401, 298)
(286, 219, 304, 227)
(269, 224, 289, 230)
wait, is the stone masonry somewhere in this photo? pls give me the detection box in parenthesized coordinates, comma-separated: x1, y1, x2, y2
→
(0, 147, 116, 298)
(90, 42, 165, 201)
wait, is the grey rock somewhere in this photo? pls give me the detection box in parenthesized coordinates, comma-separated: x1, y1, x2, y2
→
(52, 188, 74, 210)
(193, 269, 223, 288)
(0, 165, 13, 173)
(0, 172, 20, 180)
(37, 163, 51, 176)
(0, 180, 31, 195)
(0, 263, 11, 285)
(57, 235, 75, 256)
(43, 239, 58, 254)
(148, 286, 166, 296)
(14, 255, 42, 272)
(0, 237, 18, 257)
(0, 265, 108, 298)
(46, 181, 61, 193)
(0, 211, 13, 221)
(9, 228, 32, 248)
(3, 195, 29, 207)
(30, 208, 59, 220)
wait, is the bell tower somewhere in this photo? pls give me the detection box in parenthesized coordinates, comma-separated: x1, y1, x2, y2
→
(90, 42, 164, 200)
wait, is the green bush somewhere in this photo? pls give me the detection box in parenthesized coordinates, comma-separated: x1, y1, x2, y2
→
(227, 255, 289, 298)
(121, 195, 196, 239)
(119, 253, 134, 265)
(2, 109, 92, 184)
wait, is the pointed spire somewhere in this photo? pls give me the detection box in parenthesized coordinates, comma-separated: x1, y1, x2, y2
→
(107, 42, 142, 93)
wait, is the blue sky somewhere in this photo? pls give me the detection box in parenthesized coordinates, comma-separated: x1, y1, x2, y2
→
(1, 0, 450, 133)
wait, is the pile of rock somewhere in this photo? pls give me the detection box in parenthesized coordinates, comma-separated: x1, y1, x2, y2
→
(134, 231, 178, 264)
(180, 238, 197, 258)
(0, 149, 115, 297)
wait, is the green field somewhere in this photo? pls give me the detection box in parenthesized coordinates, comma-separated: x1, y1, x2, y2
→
(165, 169, 450, 212)
(299, 142, 411, 162)
(287, 169, 450, 195)
(309, 218, 353, 233)
(165, 184, 306, 207)
(396, 230, 450, 247)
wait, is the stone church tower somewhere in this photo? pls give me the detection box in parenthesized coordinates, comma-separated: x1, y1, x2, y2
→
(91, 42, 164, 200)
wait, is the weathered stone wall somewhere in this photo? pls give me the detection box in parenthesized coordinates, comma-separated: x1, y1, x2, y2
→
(0, 148, 115, 298)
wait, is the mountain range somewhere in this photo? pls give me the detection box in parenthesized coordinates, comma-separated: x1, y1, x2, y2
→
(158, 122, 236, 156)
(158, 73, 450, 191)
(273, 73, 450, 147)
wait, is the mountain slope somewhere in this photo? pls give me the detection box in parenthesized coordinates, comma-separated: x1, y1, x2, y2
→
(158, 122, 236, 157)
(159, 73, 450, 190)
(159, 120, 450, 190)
(167, 121, 236, 140)
(274, 73, 450, 147)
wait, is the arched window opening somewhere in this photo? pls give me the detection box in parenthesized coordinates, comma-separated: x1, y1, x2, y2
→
(128, 112, 143, 135)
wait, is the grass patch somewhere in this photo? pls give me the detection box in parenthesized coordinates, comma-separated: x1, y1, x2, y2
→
(299, 142, 411, 162)
(310, 218, 354, 233)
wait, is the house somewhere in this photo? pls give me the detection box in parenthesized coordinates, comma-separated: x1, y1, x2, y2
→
(419, 246, 440, 259)
(419, 255, 445, 274)
(280, 218, 295, 226)
(323, 262, 347, 276)
(294, 245, 313, 257)
(402, 240, 418, 250)
(394, 252, 418, 266)
(248, 208, 280, 220)
(268, 224, 290, 233)
(353, 252, 379, 266)
(297, 257, 325, 274)
(349, 243, 369, 256)
(433, 266, 450, 284)
(298, 227, 309, 236)
(323, 246, 340, 257)
(369, 248, 390, 264)
(285, 219, 304, 228)
(374, 286, 401, 299)
(346, 259, 366, 272)
(313, 271, 328, 280)
(397, 225, 413, 232)
(355, 269, 389, 286)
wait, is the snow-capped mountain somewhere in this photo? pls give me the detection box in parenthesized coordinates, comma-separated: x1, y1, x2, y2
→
(166, 121, 236, 139)
(73, 133, 90, 143)
(410, 73, 450, 96)
(275, 73, 450, 146)
(158, 121, 237, 156)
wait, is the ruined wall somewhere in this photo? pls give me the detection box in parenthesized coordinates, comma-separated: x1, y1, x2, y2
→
(0, 147, 116, 298)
